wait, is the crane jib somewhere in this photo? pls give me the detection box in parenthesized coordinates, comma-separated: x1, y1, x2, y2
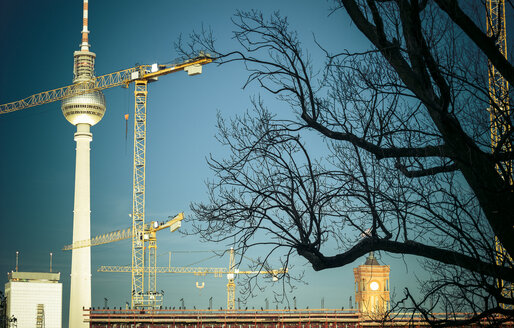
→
(0, 56, 213, 115)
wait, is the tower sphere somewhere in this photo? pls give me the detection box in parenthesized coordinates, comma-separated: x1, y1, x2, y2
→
(61, 90, 106, 126)
(61, 49, 106, 126)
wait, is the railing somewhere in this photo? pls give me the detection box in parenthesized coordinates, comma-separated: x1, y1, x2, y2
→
(85, 308, 514, 328)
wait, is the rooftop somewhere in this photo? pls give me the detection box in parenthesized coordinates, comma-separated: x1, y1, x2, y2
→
(364, 252, 380, 266)
(7, 271, 60, 282)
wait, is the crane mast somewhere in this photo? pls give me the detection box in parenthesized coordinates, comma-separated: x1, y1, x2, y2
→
(227, 248, 236, 310)
(132, 79, 150, 307)
(486, 0, 513, 307)
(128, 60, 210, 308)
(487, 0, 511, 173)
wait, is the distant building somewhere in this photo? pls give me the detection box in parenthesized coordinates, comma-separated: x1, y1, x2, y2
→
(83, 252, 513, 327)
(353, 252, 390, 316)
(5, 272, 62, 328)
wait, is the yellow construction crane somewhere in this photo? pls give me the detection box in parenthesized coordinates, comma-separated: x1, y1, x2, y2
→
(62, 213, 184, 250)
(487, 0, 511, 178)
(0, 55, 212, 114)
(227, 248, 237, 310)
(98, 247, 288, 310)
(64, 213, 184, 308)
(1, 54, 213, 310)
(486, 0, 513, 307)
(128, 56, 212, 309)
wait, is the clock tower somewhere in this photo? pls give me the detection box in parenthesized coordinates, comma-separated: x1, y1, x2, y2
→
(353, 252, 390, 316)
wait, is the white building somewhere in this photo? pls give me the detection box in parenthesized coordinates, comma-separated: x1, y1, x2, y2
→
(5, 272, 62, 328)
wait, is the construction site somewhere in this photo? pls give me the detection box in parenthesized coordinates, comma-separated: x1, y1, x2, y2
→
(0, 0, 512, 327)
(83, 308, 488, 328)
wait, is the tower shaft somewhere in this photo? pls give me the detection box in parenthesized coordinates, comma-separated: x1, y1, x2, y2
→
(63, 1, 105, 325)
(69, 123, 93, 328)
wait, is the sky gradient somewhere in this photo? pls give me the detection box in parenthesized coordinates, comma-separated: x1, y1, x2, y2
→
(0, 0, 479, 326)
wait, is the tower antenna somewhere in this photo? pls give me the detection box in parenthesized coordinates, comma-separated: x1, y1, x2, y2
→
(81, 0, 90, 51)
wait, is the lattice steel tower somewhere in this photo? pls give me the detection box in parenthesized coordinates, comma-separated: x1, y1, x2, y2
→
(486, 0, 513, 307)
(487, 0, 511, 173)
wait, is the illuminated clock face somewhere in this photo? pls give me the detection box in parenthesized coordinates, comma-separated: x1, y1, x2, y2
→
(370, 281, 379, 290)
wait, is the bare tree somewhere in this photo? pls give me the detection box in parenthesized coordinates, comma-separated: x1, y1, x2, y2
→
(179, 1, 514, 325)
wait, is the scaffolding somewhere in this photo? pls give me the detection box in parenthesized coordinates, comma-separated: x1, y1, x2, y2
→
(84, 308, 514, 328)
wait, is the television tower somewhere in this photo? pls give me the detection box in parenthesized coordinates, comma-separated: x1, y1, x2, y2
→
(0, 0, 212, 312)
(61, 0, 106, 327)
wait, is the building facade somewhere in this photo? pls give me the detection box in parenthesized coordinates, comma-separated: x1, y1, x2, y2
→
(5, 272, 62, 328)
(353, 252, 390, 316)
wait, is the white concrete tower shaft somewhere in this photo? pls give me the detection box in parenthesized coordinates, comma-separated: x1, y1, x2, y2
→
(69, 123, 92, 328)
(62, 1, 105, 327)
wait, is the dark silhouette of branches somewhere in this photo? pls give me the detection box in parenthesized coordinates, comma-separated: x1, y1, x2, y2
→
(179, 2, 514, 325)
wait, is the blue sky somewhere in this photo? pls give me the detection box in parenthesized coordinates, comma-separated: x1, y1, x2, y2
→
(0, 0, 448, 326)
